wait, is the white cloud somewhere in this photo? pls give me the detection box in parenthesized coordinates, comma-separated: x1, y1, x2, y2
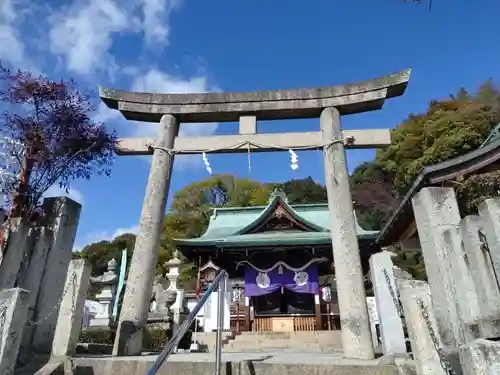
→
(0, 25, 24, 64)
(130, 68, 219, 138)
(97, 67, 219, 141)
(44, 185, 84, 204)
(74, 224, 139, 251)
(1, 0, 17, 23)
(48, 0, 182, 76)
(0, 0, 26, 67)
(141, 0, 182, 46)
(49, 0, 131, 76)
(127, 68, 219, 169)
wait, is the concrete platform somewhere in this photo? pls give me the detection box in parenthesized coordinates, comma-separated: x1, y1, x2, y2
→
(71, 352, 399, 375)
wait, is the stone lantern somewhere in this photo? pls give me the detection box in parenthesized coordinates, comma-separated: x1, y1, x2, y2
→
(89, 258, 118, 327)
(148, 251, 184, 330)
(165, 251, 187, 321)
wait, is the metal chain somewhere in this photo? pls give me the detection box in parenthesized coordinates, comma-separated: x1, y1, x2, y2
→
(0, 303, 8, 353)
(27, 271, 77, 326)
(383, 268, 406, 325)
(479, 229, 500, 292)
(417, 298, 457, 375)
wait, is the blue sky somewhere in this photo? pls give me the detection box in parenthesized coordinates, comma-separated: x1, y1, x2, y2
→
(1, 0, 499, 249)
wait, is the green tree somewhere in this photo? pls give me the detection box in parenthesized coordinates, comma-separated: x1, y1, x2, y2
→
(73, 233, 135, 298)
(376, 80, 500, 211)
(158, 175, 274, 279)
(275, 177, 327, 204)
(389, 246, 427, 281)
(350, 163, 401, 230)
(369, 79, 500, 278)
(73, 233, 135, 276)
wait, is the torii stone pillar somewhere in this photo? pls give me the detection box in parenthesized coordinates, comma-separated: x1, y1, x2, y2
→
(113, 114, 178, 356)
(321, 107, 374, 359)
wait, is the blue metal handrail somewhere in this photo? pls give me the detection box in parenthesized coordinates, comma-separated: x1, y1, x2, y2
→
(146, 269, 228, 375)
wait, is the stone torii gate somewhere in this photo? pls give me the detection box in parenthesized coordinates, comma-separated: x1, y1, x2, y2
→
(99, 69, 411, 360)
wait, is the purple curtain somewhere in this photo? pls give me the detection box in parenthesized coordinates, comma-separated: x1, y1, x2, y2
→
(244, 264, 319, 297)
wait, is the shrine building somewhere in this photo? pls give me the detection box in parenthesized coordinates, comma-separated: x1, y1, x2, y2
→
(175, 190, 380, 333)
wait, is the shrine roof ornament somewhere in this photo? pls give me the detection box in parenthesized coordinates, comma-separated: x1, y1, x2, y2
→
(99, 69, 411, 123)
(268, 188, 288, 203)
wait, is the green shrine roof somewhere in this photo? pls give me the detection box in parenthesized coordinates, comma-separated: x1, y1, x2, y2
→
(174, 190, 378, 249)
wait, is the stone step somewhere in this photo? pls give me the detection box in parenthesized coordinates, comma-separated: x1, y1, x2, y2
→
(223, 345, 342, 353)
(229, 331, 342, 347)
(192, 332, 235, 345)
(194, 331, 343, 352)
(226, 342, 340, 348)
(72, 354, 400, 375)
(230, 337, 340, 344)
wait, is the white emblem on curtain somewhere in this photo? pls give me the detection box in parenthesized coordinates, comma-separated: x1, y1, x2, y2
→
(293, 271, 309, 286)
(256, 272, 271, 288)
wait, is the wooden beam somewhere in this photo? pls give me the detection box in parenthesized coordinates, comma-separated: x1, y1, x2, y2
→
(116, 129, 391, 156)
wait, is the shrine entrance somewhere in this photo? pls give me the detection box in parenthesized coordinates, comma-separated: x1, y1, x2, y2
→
(253, 288, 315, 316)
(101, 69, 411, 359)
(252, 288, 316, 332)
(244, 258, 320, 332)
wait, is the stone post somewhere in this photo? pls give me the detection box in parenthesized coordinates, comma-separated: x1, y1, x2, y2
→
(0, 218, 30, 289)
(52, 259, 91, 357)
(369, 251, 406, 355)
(0, 209, 5, 265)
(113, 114, 179, 356)
(18, 226, 53, 357)
(478, 198, 500, 294)
(320, 106, 373, 359)
(411, 187, 465, 347)
(460, 215, 500, 318)
(459, 339, 500, 375)
(89, 259, 118, 328)
(366, 297, 380, 351)
(397, 279, 446, 375)
(32, 197, 82, 353)
(0, 288, 30, 375)
(442, 225, 481, 323)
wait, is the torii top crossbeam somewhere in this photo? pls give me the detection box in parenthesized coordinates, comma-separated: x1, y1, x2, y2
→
(99, 69, 410, 123)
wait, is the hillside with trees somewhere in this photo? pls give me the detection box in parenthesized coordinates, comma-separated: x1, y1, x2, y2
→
(74, 79, 500, 282)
